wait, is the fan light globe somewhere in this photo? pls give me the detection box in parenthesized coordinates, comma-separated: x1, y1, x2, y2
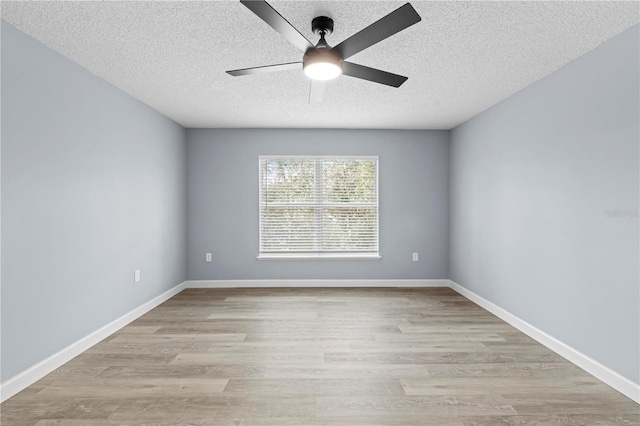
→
(304, 61, 342, 80)
(303, 48, 343, 81)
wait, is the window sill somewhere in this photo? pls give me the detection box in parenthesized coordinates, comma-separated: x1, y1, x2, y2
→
(257, 253, 382, 260)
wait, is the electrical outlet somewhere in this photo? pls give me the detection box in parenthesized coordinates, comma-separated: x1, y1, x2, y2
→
(412, 253, 419, 262)
(134, 269, 141, 283)
(205, 253, 212, 262)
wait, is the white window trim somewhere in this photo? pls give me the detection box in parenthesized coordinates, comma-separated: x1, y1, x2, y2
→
(257, 253, 382, 260)
(258, 155, 380, 260)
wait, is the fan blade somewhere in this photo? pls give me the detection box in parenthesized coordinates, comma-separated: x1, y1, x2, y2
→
(342, 62, 408, 87)
(309, 80, 327, 104)
(334, 3, 421, 60)
(227, 62, 301, 76)
(240, 0, 314, 53)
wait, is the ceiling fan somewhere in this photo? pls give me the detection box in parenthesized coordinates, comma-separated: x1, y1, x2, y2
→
(226, 0, 422, 103)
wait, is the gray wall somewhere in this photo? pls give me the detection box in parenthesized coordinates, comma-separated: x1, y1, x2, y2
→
(187, 129, 449, 280)
(1, 21, 187, 381)
(450, 24, 639, 384)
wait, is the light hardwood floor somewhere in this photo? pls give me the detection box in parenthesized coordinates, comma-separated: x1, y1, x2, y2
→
(2, 288, 638, 425)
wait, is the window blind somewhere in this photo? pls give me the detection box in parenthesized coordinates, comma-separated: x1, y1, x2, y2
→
(259, 156, 379, 256)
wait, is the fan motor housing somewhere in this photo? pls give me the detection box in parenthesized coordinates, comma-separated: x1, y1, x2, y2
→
(303, 46, 342, 66)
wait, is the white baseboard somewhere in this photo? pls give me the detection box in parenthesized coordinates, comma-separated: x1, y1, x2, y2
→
(186, 279, 450, 288)
(0, 281, 187, 403)
(448, 280, 640, 404)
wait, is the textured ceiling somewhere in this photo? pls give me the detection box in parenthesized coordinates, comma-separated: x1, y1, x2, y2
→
(1, 1, 638, 129)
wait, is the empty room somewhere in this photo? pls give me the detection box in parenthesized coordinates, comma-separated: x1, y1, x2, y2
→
(1, 0, 639, 424)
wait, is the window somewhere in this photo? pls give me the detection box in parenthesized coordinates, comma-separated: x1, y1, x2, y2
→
(259, 156, 379, 258)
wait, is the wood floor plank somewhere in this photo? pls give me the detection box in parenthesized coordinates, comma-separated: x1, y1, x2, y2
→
(244, 332, 376, 341)
(207, 311, 319, 320)
(223, 378, 405, 396)
(100, 364, 269, 379)
(2, 287, 637, 426)
(503, 392, 640, 415)
(1, 398, 122, 424)
(171, 351, 325, 366)
(400, 376, 612, 396)
(108, 332, 247, 343)
(315, 394, 518, 416)
(324, 350, 566, 364)
(59, 353, 177, 366)
(36, 378, 229, 399)
(260, 364, 433, 379)
(372, 331, 508, 343)
(107, 395, 317, 420)
(459, 415, 640, 426)
(35, 420, 125, 426)
(115, 325, 162, 334)
(347, 341, 492, 353)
